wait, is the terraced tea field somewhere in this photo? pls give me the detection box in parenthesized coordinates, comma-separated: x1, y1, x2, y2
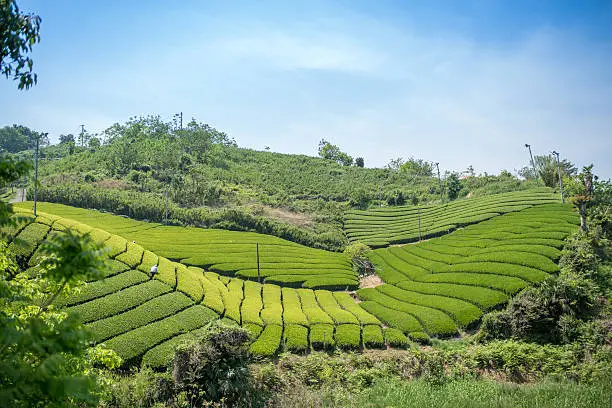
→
(344, 189, 560, 247)
(7, 191, 578, 366)
(14, 202, 356, 290)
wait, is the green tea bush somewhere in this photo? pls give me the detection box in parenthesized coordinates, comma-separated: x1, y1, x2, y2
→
(241, 281, 264, 325)
(250, 324, 282, 356)
(362, 324, 384, 348)
(260, 284, 283, 325)
(175, 264, 203, 302)
(396, 281, 508, 310)
(222, 279, 244, 323)
(88, 291, 194, 342)
(296, 289, 333, 324)
(418, 272, 527, 294)
(104, 234, 127, 257)
(384, 328, 409, 348)
(359, 301, 422, 333)
(334, 324, 361, 350)
(282, 288, 309, 326)
(309, 324, 335, 350)
(283, 324, 309, 352)
(66, 280, 171, 323)
(315, 290, 359, 324)
(56, 270, 149, 307)
(115, 241, 144, 268)
(104, 305, 218, 363)
(333, 292, 381, 325)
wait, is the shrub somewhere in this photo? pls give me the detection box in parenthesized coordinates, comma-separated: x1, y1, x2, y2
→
(315, 290, 359, 325)
(333, 292, 381, 325)
(384, 328, 409, 348)
(283, 325, 309, 353)
(282, 288, 309, 326)
(56, 270, 149, 307)
(408, 331, 431, 345)
(362, 325, 384, 348)
(296, 289, 333, 325)
(250, 325, 282, 357)
(359, 301, 422, 333)
(172, 321, 253, 407)
(334, 324, 361, 350)
(309, 324, 335, 350)
(260, 284, 283, 325)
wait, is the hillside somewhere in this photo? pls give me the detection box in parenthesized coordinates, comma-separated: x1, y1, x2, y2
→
(26, 117, 539, 251)
(6, 189, 578, 367)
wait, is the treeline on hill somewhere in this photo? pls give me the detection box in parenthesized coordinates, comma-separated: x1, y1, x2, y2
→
(2, 116, 558, 250)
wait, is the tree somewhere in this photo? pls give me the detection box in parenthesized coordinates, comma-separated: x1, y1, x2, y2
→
(0, 125, 46, 153)
(566, 165, 596, 231)
(318, 139, 353, 166)
(446, 172, 462, 200)
(400, 157, 433, 176)
(355, 157, 364, 168)
(534, 155, 577, 188)
(1, 0, 41, 89)
(59, 134, 75, 144)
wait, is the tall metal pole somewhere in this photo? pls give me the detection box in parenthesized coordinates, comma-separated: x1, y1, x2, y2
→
(256, 243, 261, 283)
(164, 185, 169, 225)
(435, 162, 442, 202)
(418, 207, 422, 241)
(524, 144, 539, 185)
(33, 134, 42, 216)
(552, 151, 564, 203)
(180, 112, 183, 130)
(80, 124, 85, 147)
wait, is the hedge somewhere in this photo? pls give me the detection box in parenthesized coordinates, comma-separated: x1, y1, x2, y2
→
(334, 324, 361, 350)
(100, 259, 130, 280)
(103, 305, 219, 364)
(66, 280, 171, 323)
(439, 262, 550, 283)
(115, 242, 144, 268)
(260, 285, 283, 325)
(359, 301, 422, 333)
(384, 328, 409, 348)
(9, 222, 50, 259)
(302, 277, 359, 291)
(376, 285, 483, 327)
(241, 281, 264, 325)
(283, 324, 309, 353)
(370, 250, 430, 280)
(242, 323, 263, 339)
(458, 251, 559, 273)
(309, 324, 335, 350)
(281, 288, 309, 326)
(396, 281, 508, 310)
(136, 250, 159, 274)
(142, 324, 212, 369)
(314, 290, 359, 325)
(104, 234, 127, 258)
(417, 272, 528, 294)
(88, 291, 194, 342)
(176, 265, 204, 302)
(88, 227, 111, 244)
(333, 292, 381, 325)
(362, 324, 384, 348)
(296, 289, 333, 325)
(250, 324, 282, 357)
(57, 270, 149, 307)
(408, 331, 431, 344)
(200, 275, 225, 315)
(156, 257, 177, 287)
(222, 279, 244, 323)
(357, 288, 457, 336)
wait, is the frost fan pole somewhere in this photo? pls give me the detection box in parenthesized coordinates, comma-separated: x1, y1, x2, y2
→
(435, 162, 442, 202)
(418, 207, 422, 241)
(256, 243, 261, 283)
(33, 135, 40, 216)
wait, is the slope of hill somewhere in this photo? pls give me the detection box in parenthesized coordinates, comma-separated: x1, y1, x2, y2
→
(344, 188, 561, 247)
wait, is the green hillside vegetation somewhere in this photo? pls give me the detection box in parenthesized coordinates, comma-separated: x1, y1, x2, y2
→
(26, 116, 541, 252)
(344, 188, 560, 247)
(359, 203, 579, 337)
(14, 202, 357, 290)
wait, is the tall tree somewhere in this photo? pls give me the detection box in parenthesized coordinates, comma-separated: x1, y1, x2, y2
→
(1, 0, 41, 89)
(534, 155, 577, 188)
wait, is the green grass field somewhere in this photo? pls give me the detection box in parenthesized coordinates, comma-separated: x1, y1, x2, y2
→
(6, 190, 578, 364)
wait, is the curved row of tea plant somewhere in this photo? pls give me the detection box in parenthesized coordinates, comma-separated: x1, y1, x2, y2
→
(358, 203, 579, 337)
(14, 202, 357, 290)
(344, 189, 560, 247)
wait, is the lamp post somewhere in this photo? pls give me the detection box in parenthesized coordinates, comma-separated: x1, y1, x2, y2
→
(551, 151, 564, 203)
(524, 144, 538, 185)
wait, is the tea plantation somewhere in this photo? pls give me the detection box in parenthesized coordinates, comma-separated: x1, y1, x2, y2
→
(6, 191, 578, 366)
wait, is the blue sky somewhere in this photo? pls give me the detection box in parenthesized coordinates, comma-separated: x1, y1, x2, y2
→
(2, 0, 611, 178)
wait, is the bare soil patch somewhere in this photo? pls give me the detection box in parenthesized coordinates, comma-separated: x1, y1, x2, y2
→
(359, 274, 384, 289)
(261, 206, 314, 228)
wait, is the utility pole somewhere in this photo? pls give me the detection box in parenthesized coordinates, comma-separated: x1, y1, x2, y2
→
(164, 184, 169, 225)
(180, 112, 183, 130)
(418, 207, 422, 241)
(435, 162, 442, 202)
(524, 144, 539, 185)
(551, 151, 564, 203)
(33, 133, 45, 216)
(80, 124, 85, 147)
(256, 243, 261, 283)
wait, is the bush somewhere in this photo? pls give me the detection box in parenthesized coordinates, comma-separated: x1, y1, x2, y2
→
(172, 321, 253, 407)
